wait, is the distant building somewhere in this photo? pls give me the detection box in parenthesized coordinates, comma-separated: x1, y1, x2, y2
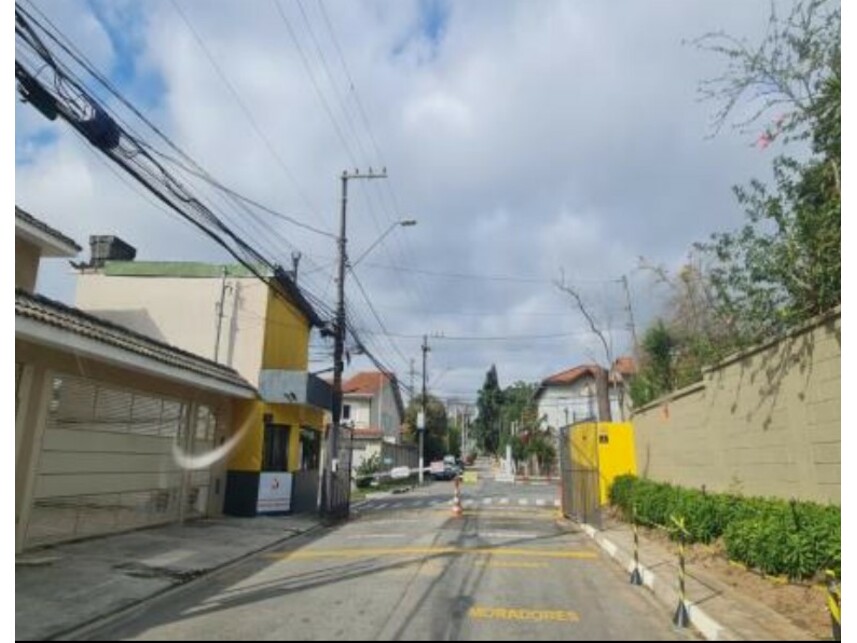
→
(534, 357, 636, 430)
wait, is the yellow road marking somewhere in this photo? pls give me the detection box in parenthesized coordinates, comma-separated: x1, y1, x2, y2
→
(475, 561, 549, 569)
(435, 510, 557, 519)
(269, 547, 598, 561)
(468, 606, 580, 622)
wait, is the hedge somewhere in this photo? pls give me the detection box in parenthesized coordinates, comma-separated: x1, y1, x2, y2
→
(609, 475, 840, 580)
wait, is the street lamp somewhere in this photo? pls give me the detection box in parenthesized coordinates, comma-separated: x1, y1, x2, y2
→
(350, 219, 417, 268)
(325, 170, 419, 516)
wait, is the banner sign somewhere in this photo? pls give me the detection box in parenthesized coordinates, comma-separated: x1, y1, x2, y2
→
(257, 472, 293, 513)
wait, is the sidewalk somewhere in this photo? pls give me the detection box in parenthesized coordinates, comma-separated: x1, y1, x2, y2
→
(16, 514, 323, 641)
(578, 516, 819, 641)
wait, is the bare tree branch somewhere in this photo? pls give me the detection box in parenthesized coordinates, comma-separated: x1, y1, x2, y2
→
(554, 275, 613, 368)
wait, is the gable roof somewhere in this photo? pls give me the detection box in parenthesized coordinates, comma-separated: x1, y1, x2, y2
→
(15, 206, 82, 257)
(541, 364, 603, 387)
(343, 371, 405, 420)
(613, 356, 637, 377)
(16, 289, 256, 396)
(535, 357, 636, 400)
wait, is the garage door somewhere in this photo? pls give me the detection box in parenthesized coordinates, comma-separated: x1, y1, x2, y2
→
(25, 374, 220, 548)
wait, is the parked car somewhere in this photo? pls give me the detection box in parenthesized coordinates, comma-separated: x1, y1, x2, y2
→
(430, 456, 461, 481)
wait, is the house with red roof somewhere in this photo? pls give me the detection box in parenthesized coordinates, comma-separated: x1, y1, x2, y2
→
(332, 371, 406, 473)
(534, 357, 636, 430)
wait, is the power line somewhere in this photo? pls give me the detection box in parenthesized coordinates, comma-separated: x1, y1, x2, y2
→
(15, 6, 337, 328)
(167, 0, 326, 225)
(358, 261, 623, 285)
(314, 0, 435, 311)
(348, 267, 410, 369)
(19, 0, 338, 298)
(271, 0, 358, 166)
(356, 328, 628, 342)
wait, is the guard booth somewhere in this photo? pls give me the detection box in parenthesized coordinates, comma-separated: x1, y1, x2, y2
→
(559, 422, 637, 527)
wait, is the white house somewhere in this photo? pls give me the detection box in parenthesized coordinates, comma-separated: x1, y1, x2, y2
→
(338, 371, 405, 472)
(534, 358, 636, 431)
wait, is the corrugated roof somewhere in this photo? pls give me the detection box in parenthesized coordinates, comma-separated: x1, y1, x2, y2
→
(15, 206, 82, 253)
(16, 289, 256, 393)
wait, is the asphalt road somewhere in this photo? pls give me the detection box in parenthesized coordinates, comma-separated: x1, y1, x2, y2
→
(91, 465, 698, 641)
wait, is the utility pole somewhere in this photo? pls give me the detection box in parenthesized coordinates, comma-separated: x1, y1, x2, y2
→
(326, 168, 386, 515)
(419, 334, 430, 485)
(409, 358, 416, 405)
(619, 274, 639, 422)
(621, 274, 639, 358)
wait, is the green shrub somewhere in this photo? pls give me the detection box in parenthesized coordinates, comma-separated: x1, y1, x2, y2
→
(608, 475, 840, 579)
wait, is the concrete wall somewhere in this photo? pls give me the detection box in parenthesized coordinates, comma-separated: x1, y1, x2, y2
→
(632, 309, 840, 505)
(76, 273, 268, 387)
(16, 237, 41, 293)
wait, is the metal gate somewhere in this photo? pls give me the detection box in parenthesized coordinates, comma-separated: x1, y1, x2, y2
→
(26, 373, 220, 548)
(559, 424, 601, 528)
(321, 426, 352, 519)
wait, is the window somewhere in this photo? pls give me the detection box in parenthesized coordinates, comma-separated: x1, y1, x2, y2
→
(343, 404, 351, 420)
(262, 423, 290, 472)
(300, 428, 321, 470)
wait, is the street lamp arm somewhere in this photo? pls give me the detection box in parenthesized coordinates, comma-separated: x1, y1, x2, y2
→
(351, 219, 417, 268)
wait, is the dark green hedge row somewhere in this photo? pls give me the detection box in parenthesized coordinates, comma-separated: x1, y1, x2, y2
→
(609, 475, 840, 580)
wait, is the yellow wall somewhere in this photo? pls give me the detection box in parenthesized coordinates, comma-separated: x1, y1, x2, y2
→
(229, 400, 325, 472)
(597, 422, 637, 504)
(262, 291, 310, 371)
(570, 422, 637, 505)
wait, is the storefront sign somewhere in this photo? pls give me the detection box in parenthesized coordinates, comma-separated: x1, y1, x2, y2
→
(257, 472, 293, 513)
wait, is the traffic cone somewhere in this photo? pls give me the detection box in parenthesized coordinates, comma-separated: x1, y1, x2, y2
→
(452, 476, 463, 517)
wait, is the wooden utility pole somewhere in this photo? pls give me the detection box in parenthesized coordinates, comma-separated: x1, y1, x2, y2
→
(326, 168, 386, 515)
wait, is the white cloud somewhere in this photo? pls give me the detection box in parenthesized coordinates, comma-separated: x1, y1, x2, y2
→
(16, 0, 788, 397)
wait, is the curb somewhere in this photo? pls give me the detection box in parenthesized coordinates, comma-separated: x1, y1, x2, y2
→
(50, 520, 327, 641)
(578, 523, 735, 641)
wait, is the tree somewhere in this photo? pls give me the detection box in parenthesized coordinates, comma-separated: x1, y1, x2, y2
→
(629, 321, 676, 408)
(694, 0, 840, 339)
(402, 394, 449, 462)
(475, 365, 503, 454)
(631, 0, 841, 408)
(499, 381, 539, 449)
(555, 278, 613, 420)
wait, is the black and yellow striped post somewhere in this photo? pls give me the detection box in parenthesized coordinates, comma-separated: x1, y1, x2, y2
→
(630, 504, 643, 586)
(671, 515, 690, 628)
(826, 569, 840, 641)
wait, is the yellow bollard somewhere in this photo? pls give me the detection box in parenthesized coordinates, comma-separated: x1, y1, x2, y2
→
(826, 570, 841, 641)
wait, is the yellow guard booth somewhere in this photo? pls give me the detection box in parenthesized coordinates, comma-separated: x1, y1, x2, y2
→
(570, 422, 637, 505)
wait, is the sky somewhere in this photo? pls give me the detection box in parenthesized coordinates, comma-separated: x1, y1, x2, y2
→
(15, 0, 789, 403)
